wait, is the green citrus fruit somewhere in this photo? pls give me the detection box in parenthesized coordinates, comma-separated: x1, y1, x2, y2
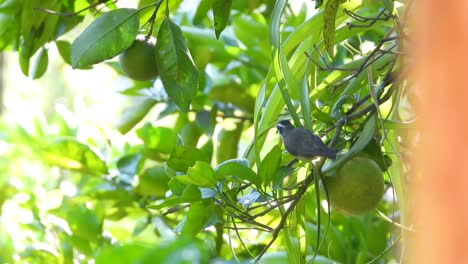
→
(119, 36, 158, 81)
(323, 156, 384, 216)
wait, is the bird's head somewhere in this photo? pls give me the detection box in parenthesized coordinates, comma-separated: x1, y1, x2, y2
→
(276, 120, 294, 136)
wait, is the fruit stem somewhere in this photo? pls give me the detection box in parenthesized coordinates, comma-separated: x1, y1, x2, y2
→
(137, 0, 164, 38)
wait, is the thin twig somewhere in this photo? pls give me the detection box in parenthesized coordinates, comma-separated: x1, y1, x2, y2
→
(344, 8, 394, 29)
(35, 0, 118, 17)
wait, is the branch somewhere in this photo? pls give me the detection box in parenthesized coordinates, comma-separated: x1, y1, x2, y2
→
(254, 168, 318, 262)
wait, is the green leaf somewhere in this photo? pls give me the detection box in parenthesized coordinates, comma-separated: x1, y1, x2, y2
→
(196, 110, 217, 136)
(71, 8, 139, 68)
(167, 145, 210, 172)
(147, 183, 203, 210)
(193, 0, 214, 24)
(322, 114, 377, 174)
(383, 0, 394, 13)
(138, 239, 209, 263)
(43, 138, 108, 176)
(212, 0, 232, 38)
(179, 122, 203, 147)
(96, 244, 149, 264)
(331, 95, 354, 119)
(209, 81, 256, 113)
(200, 139, 214, 162)
(168, 177, 187, 196)
(117, 153, 141, 182)
(180, 184, 202, 201)
(184, 161, 216, 188)
(156, 18, 199, 111)
(215, 158, 259, 186)
(137, 166, 170, 197)
(55, 40, 72, 65)
(19, 51, 30, 77)
(323, 0, 341, 58)
(315, 0, 324, 9)
(278, 49, 301, 100)
(116, 99, 157, 134)
(70, 235, 93, 256)
(361, 137, 392, 171)
(89, 184, 134, 201)
(272, 166, 295, 190)
(258, 145, 282, 186)
(136, 123, 177, 154)
(181, 202, 213, 239)
(269, 0, 287, 49)
(31, 48, 48, 79)
(216, 121, 243, 163)
(66, 204, 102, 241)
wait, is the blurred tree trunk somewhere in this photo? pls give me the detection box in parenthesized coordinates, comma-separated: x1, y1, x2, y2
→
(411, 0, 468, 263)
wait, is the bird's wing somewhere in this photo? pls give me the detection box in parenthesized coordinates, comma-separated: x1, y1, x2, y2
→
(296, 129, 333, 157)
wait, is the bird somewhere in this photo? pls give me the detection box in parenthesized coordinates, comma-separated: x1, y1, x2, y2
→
(276, 120, 338, 160)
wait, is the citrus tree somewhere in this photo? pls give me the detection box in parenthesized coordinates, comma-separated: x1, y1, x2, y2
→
(0, 0, 412, 263)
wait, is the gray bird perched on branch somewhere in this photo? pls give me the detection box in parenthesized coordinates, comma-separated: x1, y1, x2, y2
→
(276, 120, 338, 160)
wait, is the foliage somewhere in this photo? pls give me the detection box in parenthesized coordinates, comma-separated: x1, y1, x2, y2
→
(0, 0, 412, 263)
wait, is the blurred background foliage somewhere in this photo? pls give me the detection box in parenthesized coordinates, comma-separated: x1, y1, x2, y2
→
(0, 0, 414, 263)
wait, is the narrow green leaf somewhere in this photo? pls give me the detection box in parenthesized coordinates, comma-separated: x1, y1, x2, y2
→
(301, 48, 313, 130)
(71, 8, 139, 68)
(323, 0, 340, 58)
(156, 18, 199, 111)
(31, 47, 48, 80)
(269, 0, 287, 49)
(278, 50, 301, 100)
(116, 99, 157, 134)
(44, 138, 108, 176)
(212, 0, 232, 38)
(258, 145, 282, 186)
(383, 0, 394, 13)
(55, 40, 72, 65)
(331, 95, 354, 120)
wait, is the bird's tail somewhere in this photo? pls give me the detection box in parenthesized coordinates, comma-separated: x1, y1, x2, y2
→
(323, 147, 339, 159)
